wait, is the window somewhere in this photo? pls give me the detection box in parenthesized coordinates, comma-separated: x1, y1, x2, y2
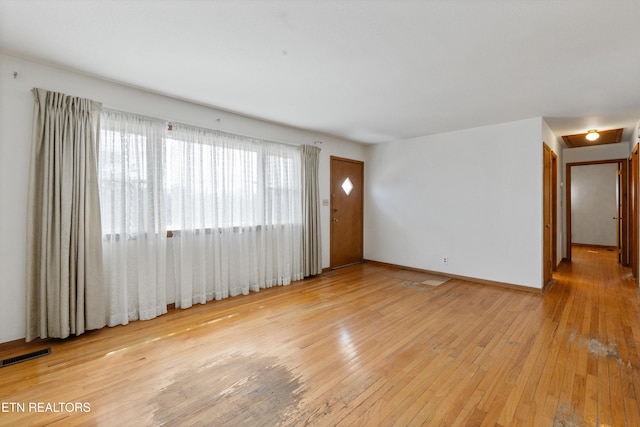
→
(98, 108, 305, 321)
(164, 138, 260, 229)
(98, 110, 302, 236)
(99, 121, 166, 237)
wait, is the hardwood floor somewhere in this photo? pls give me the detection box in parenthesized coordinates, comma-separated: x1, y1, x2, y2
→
(1, 246, 639, 426)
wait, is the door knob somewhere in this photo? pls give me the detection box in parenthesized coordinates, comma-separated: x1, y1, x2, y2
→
(333, 218, 338, 222)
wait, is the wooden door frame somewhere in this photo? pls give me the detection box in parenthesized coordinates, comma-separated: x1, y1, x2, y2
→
(630, 144, 639, 278)
(330, 156, 364, 269)
(619, 160, 629, 266)
(552, 151, 558, 271)
(543, 144, 558, 288)
(543, 145, 552, 287)
(565, 158, 627, 263)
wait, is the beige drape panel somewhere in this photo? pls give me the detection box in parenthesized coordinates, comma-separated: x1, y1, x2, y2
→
(301, 145, 322, 276)
(26, 88, 106, 341)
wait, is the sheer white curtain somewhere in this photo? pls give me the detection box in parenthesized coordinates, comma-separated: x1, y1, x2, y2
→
(167, 124, 303, 308)
(98, 109, 168, 326)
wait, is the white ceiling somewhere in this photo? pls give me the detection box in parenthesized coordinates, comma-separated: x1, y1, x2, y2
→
(1, 0, 640, 144)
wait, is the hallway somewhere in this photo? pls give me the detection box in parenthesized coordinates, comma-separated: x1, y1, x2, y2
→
(557, 245, 635, 286)
(545, 245, 640, 425)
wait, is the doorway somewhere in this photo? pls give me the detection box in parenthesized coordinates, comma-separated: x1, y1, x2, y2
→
(565, 158, 629, 267)
(330, 156, 364, 268)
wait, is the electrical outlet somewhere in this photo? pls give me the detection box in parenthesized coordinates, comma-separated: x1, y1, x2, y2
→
(442, 256, 448, 264)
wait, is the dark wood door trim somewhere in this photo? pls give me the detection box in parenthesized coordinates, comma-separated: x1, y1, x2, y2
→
(619, 160, 629, 266)
(543, 145, 553, 288)
(630, 145, 639, 279)
(552, 151, 558, 271)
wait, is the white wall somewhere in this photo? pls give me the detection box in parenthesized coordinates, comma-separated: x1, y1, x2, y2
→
(563, 142, 631, 164)
(0, 53, 365, 343)
(542, 119, 564, 155)
(364, 117, 544, 288)
(571, 163, 618, 246)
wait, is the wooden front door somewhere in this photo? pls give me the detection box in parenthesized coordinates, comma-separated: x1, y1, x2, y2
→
(330, 156, 364, 268)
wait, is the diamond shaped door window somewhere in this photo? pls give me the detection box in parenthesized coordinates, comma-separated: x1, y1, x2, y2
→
(341, 177, 353, 195)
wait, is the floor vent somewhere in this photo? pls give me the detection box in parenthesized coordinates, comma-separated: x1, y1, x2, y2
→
(1, 348, 51, 368)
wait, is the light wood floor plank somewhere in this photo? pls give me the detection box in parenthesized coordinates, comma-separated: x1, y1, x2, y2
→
(1, 246, 639, 426)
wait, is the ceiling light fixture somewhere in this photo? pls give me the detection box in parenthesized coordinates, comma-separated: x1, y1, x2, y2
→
(585, 129, 600, 141)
